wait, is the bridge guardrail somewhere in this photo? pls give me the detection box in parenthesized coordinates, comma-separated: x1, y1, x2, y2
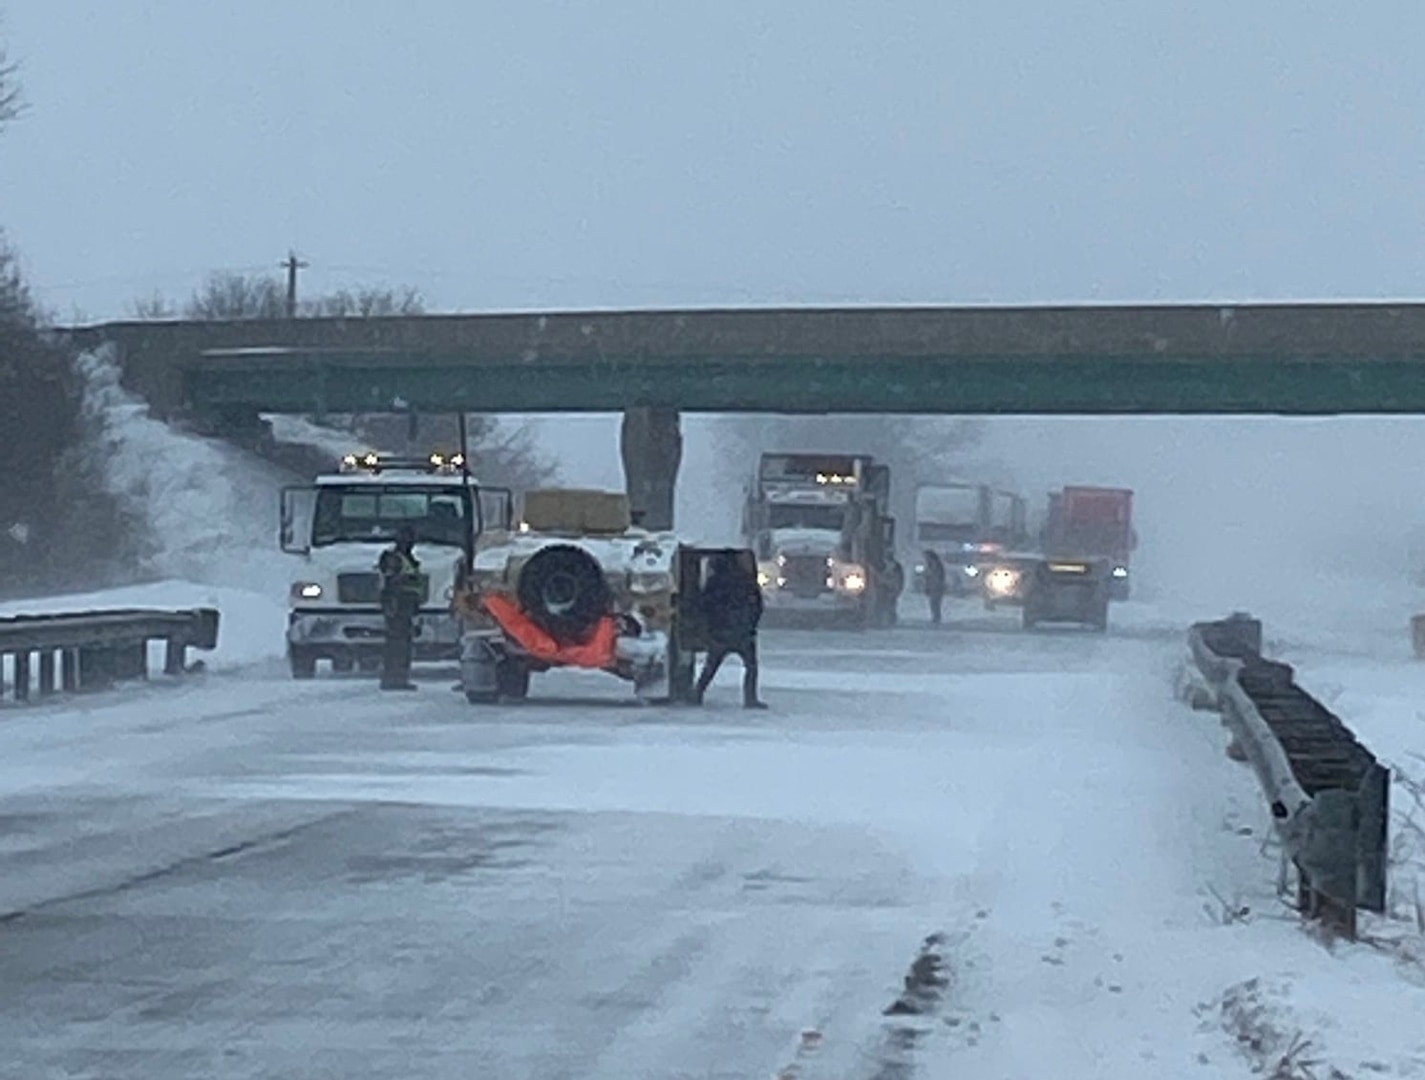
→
(0, 608, 220, 703)
(1181, 613, 1389, 939)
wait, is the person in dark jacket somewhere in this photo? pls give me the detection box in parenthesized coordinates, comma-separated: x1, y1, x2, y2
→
(922, 549, 947, 625)
(694, 553, 767, 709)
(377, 525, 423, 690)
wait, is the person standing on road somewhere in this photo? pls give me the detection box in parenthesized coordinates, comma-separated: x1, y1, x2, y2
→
(923, 549, 946, 626)
(378, 525, 423, 691)
(694, 553, 768, 709)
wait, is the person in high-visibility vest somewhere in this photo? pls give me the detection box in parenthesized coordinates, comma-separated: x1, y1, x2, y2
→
(377, 525, 423, 690)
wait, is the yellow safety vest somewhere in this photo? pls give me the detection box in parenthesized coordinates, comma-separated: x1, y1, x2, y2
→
(380, 549, 424, 597)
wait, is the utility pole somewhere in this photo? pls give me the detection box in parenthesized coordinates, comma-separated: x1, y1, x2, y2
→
(282, 250, 309, 318)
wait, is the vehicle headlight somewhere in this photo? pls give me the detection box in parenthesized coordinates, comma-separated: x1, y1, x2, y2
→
(841, 571, 867, 594)
(964, 565, 980, 578)
(757, 570, 771, 588)
(985, 567, 1019, 596)
(291, 582, 323, 601)
(1112, 566, 1129, 579)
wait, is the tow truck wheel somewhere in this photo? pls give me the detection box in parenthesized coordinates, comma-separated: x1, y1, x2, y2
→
(288, 647, 317, 679)
(331, 655, 355, 674)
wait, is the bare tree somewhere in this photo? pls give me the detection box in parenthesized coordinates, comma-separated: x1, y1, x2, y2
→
(303, 285, 425, 318)
(127, 291, 177, 320)
(184, 271, 288, 320)
(139, 273, 428, 321)
(0, 41, 23, 130)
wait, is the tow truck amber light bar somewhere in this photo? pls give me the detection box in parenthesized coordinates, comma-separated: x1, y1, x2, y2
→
(339, 452, 466, 475)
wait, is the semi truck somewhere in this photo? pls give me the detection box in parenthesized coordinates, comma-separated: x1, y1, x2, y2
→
(743, 452, 903, 628)
(912, 483, 1030, 596)
(1042, 486, 1136, 600)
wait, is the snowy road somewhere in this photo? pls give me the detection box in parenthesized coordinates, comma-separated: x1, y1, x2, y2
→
(1, 613, 1422, 1079)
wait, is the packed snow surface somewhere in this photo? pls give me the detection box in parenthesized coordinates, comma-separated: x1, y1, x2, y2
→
(1, 611, 1423, 1078)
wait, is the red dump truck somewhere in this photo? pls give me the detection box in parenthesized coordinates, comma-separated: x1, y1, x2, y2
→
(1043, 486, 1136, 600)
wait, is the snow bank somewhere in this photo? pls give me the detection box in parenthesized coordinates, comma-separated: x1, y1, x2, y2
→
(78, 348, 295, 593)
(22, 347, 301, 665)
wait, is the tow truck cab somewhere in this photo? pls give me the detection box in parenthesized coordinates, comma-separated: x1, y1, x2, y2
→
(278, 452, 511, 678)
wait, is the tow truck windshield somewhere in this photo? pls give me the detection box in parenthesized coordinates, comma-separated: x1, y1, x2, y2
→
(312, 486, 471, 547)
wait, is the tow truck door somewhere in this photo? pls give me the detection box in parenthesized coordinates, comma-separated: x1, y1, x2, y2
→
(279, 486, 317, 555)
(674, 547, 757, 652)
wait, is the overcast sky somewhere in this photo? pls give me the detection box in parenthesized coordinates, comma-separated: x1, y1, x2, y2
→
(4, 1, 1424, 320)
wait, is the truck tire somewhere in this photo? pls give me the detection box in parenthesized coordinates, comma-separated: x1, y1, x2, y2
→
(289, 647, 318, 679)
(331, 655, 355, 674)
(516, 544, 611, 643)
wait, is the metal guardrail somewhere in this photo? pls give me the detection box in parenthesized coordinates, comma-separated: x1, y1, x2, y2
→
(0, 608, 220, 703)
(1180, 613, 1389, 939)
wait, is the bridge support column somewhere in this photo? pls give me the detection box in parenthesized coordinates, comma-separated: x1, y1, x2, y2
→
(620, 407, 682, 532)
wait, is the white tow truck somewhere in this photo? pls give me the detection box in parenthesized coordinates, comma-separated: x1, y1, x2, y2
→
(278, 452, 511, 679)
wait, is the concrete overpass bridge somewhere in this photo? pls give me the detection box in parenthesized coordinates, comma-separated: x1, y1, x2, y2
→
(63, 302, 1425, 529)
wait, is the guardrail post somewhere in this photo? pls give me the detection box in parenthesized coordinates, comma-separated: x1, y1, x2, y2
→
(163, 638, 186, 675)
(1298, 788, 1360, 936)
(193, 608, 220, 650)
(1357, 763, 1390, 914)
(37, 650, 55, 696)
(12, 651, 30, 703)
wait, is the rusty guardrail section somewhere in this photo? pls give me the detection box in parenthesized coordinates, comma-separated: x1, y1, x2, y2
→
(1180, 613, 1389, 939)
(0, 608, 220, 703)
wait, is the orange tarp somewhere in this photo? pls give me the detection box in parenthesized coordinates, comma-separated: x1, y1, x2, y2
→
(481, 593, 618, 669)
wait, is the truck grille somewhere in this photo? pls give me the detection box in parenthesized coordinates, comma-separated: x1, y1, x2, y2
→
(337, 572, 433, 605)
(337, 573, 383, 605)
(782, 555, 829, 597)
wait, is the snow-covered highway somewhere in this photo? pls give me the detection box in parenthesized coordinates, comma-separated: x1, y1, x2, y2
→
(0, 612, 1421, 1079)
